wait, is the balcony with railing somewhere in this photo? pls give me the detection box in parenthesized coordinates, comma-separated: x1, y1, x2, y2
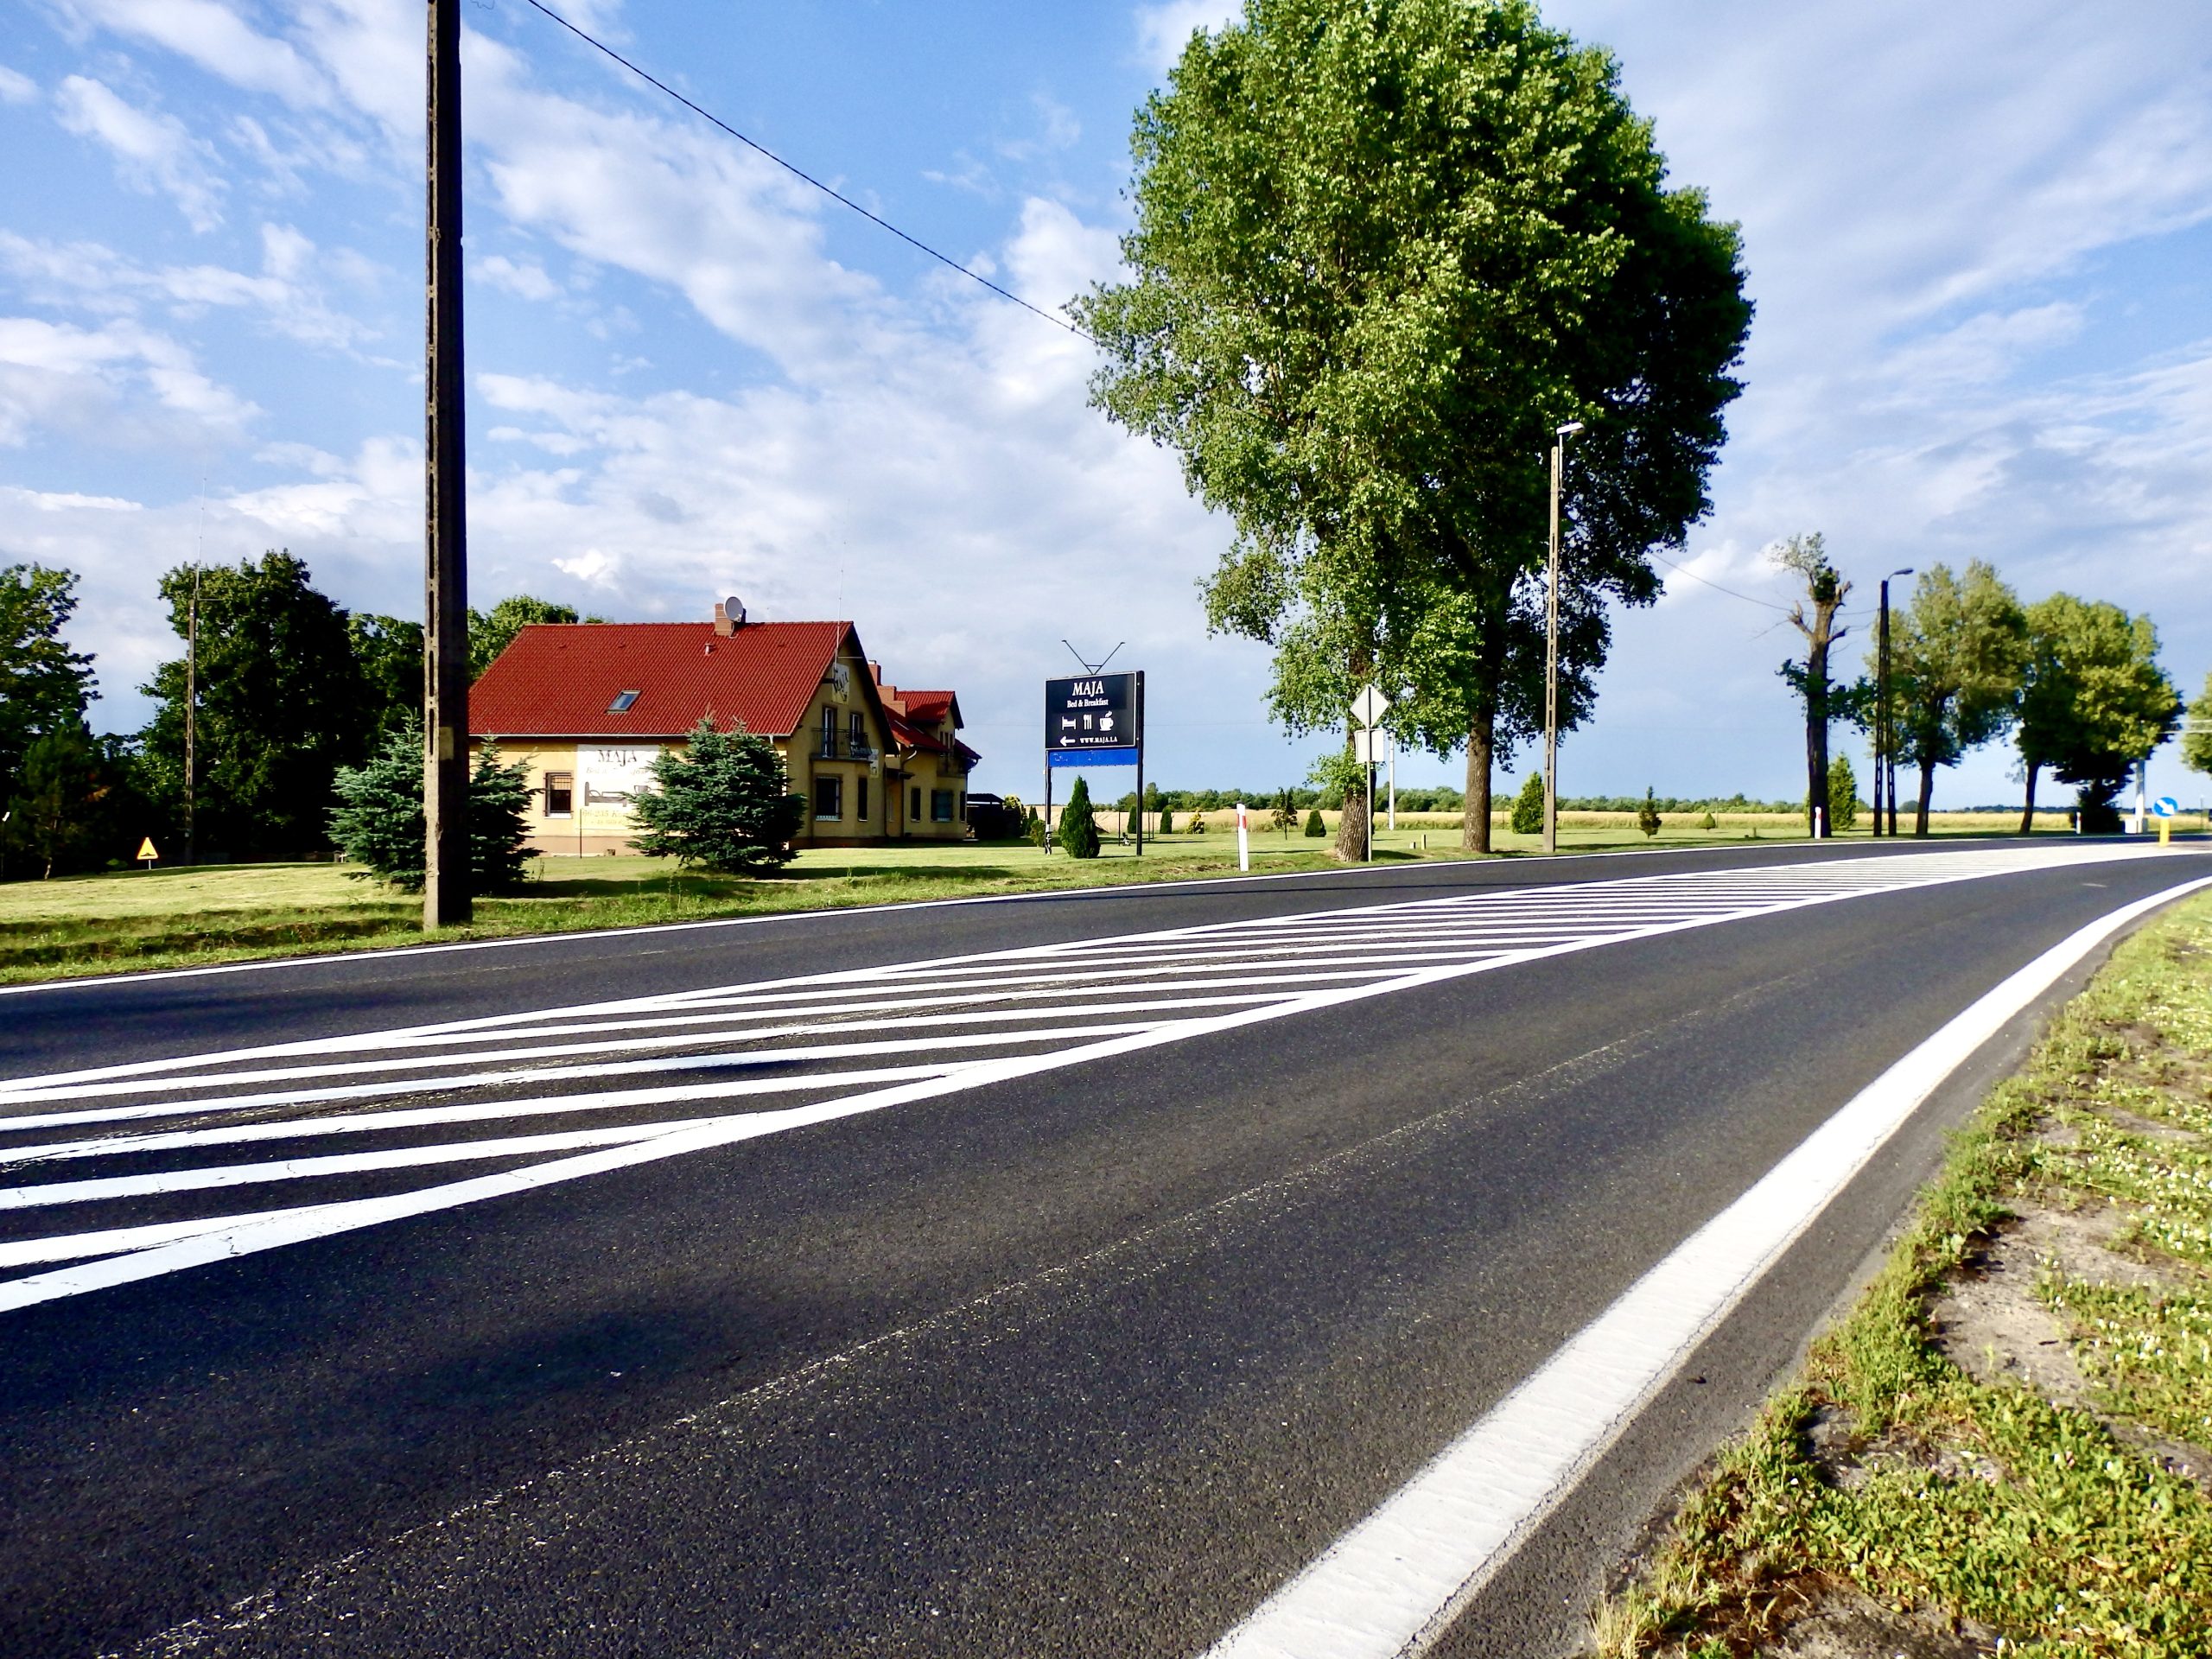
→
(816, 734, 878, 762)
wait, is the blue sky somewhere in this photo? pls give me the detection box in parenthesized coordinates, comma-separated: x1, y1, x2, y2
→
(3, 0, 2209, 810)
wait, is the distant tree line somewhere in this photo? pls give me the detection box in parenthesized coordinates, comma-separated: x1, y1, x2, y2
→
(1774, 544, 2188, 835)
(1, 550, 601, 880)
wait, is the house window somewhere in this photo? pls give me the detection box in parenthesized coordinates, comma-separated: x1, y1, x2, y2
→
(544, 772, 574, 817)
(814, 775, 842, 822)
(911, 786, 922, 821)
(931, 788, 955, 823)
(849, 710, 866, 754)
(821, 704, 837, 757)
(607, 690, 641, 714)
(856, 777, 869, 822)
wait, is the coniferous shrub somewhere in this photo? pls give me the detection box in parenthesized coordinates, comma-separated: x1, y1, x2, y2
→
(1827, 755, 1860, 831)
(1699, 811, 1719, 830)
(1510, 773, 1545, 836)
(1159, 805, 1175, 835)
(1304, 807, 1327, 837)
(469, 746, 537, 891)
(329, 721, 537, 892)
(1024, 809, 1046, 849)
(1058, 776, 1101, 858)
(1637, 786, 1662, 838)
(629, 716, 803, 873)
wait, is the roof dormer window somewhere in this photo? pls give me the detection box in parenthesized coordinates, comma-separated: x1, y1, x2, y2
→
(607, 690, 641, 714)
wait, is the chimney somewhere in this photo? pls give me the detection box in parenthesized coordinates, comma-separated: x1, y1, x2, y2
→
(713, 600, 736, 638)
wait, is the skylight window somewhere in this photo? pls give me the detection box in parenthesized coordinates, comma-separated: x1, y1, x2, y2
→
(607, 690, 641, 714)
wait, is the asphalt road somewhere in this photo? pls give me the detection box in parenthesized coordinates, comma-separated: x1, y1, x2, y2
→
(3, 838, 2206, 1658)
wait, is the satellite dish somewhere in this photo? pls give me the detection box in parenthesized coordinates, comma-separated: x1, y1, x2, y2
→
(723, 594, 746, 626)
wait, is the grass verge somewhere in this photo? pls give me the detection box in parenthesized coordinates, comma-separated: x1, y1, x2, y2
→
(1590, 890, 2212, 1656)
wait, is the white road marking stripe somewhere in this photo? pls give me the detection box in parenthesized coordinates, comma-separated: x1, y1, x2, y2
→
(0, 1118, 713, 1213)
(4, 847, 2131, 1096)
(1200, 869, 2212, 1658)
(1, 844, 2168, 1312)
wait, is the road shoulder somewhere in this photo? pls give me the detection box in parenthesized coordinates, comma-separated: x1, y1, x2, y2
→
(1589, 888, 2212, 1657)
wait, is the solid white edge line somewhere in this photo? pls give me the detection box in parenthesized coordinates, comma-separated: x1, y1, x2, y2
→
(0, 835, 2052, 1000)
(1201, 869, 2212, 1659)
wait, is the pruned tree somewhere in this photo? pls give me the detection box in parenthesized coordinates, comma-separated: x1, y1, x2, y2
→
(1075, 0, 1750, 856)
(1891, 563, 2028, 835)
(1772, 533, 1850, 837)
(629, 718, 802, 874)
(2016, 595, 2182, 832)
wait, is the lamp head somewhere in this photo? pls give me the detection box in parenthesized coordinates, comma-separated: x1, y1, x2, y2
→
(1556, 421, 1585, 437)
(1889, 567, 1914, 579)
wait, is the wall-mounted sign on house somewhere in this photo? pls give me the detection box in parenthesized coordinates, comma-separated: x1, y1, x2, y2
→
(468, 600, 981, 853)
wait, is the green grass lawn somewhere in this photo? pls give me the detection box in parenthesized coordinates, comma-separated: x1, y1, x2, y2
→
(0, 810, 2106, 985)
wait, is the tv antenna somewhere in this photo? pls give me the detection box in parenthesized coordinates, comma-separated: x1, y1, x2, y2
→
(1064, 639, 1124, 675)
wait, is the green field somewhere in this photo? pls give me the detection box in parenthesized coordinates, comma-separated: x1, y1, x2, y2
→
(0, 810, 2116, 984)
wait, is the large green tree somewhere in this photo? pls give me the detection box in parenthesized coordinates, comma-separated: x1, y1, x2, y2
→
(468, 594, 605, 679)
(2015, 595, 2179, 831)
(0, 564, 97, 820)
(1075, 0, 1750, 852)
(350, 613, 425, 745)
(2184, 671, 2212, 784)
(1891, 562, 2027, 836)
(141, 550, 367, 861)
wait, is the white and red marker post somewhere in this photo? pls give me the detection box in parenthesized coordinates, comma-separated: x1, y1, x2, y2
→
(1236, 800, 1250, 872)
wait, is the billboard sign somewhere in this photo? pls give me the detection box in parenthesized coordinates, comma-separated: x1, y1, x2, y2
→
(1046, 673, 1141, 754)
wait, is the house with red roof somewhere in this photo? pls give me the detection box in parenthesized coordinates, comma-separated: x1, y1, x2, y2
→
(468, 601, 977, 852)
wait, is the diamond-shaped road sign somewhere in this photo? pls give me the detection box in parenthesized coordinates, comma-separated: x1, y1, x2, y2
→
(1351, 685, 1391, 728)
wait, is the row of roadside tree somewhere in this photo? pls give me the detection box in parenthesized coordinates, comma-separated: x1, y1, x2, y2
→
(1773, 539, 2202, 835)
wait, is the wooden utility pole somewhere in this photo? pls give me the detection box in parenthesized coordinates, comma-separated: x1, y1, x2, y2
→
(424, 0, 470, 926)
(184, 565, 199, 866)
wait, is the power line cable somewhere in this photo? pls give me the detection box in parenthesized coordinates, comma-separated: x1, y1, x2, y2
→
(518, 0, 1099, 346)
(1649, 550, 1792, 613)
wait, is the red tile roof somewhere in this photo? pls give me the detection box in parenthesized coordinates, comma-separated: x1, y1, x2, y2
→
(470, 620, 860, 739)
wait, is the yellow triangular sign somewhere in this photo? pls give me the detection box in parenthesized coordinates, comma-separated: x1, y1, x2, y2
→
(137, 837, 159, 861)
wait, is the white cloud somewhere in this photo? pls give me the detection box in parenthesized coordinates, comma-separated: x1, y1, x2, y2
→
(1134, 0, 1237, 73)
(0, 227, 373, 351)
(52, 75, 226, 231)
(0, 315, 257, 444)
(474, 254, 562, 303)
(54, 0, 333, 106)
(0, 65, 38, 105)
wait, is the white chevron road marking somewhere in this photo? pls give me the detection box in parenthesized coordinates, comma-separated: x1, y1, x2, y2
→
(0, 844, 2170, 1313)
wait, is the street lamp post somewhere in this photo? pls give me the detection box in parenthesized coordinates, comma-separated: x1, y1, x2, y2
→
(1542, 420, 1583, 856)
(1877, 568, 1911, 838)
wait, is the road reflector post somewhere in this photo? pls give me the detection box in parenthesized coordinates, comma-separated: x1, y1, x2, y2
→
(1236, 800, 1249, 872)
